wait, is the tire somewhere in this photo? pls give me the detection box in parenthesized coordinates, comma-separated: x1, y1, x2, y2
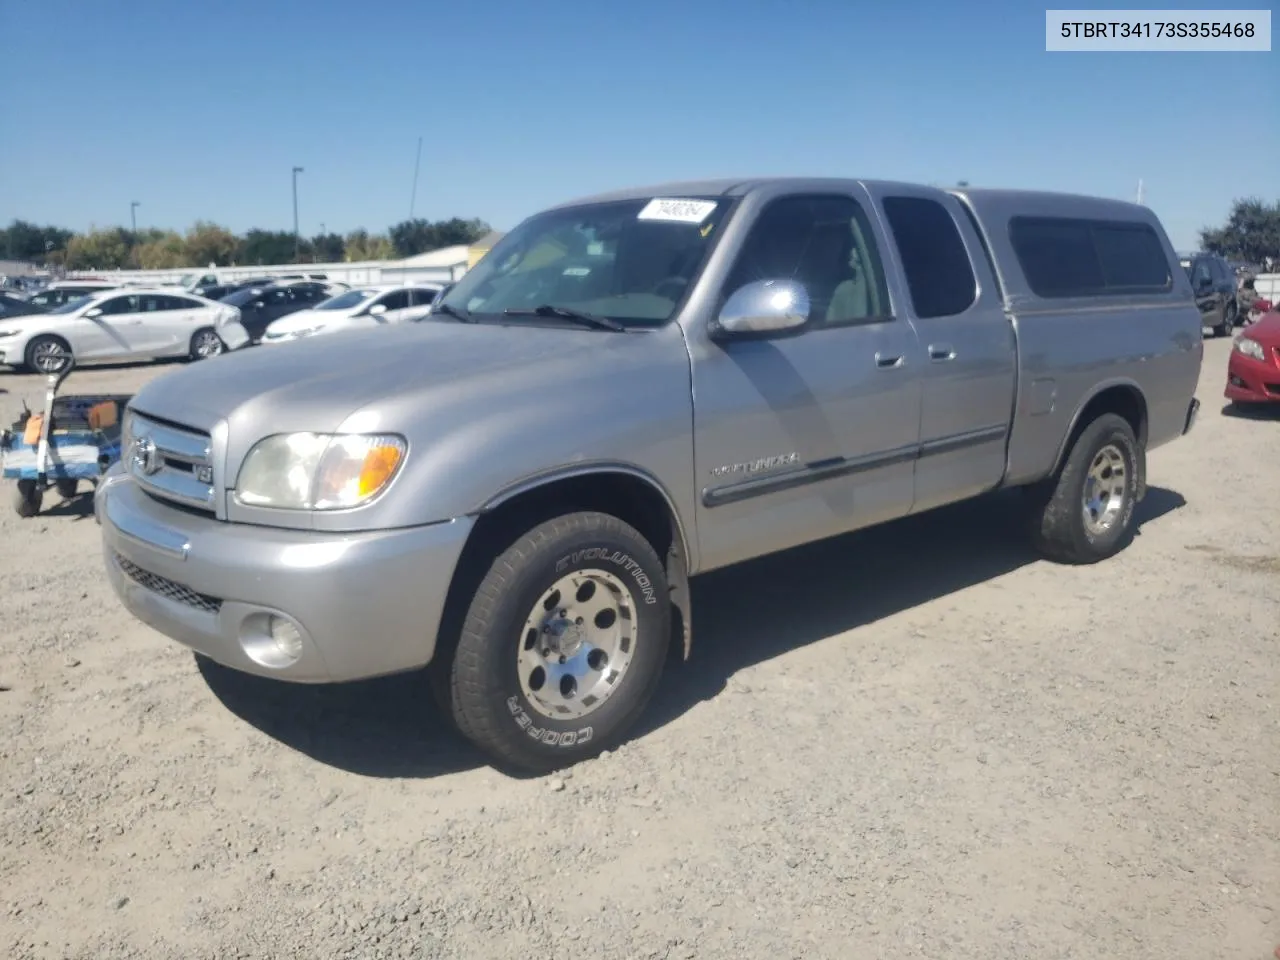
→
(189, 328, 225, 360)
(13, 479, 42, 518)
(442, 511, 670, 774)
(24, 335, 72, 374)
(1214, 303, 1235, 337)
(1026, 413, 1140, 565)
(55, 479, 78, 499)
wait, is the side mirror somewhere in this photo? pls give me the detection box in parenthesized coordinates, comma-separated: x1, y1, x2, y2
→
(368, 303, 388, 316)
(85, 307, 104, 319)
(427, 285, 453, 313)
(710, 279, 810, 339)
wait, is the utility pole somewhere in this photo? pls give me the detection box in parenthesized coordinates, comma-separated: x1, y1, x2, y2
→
(292, 166, 304, 261)
(130, 201, 140, 236)
(409, 136, 422, 220)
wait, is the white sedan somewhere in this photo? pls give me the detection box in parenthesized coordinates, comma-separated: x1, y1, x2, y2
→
(0, 287, 249, 373)
(259, 283, 442, 344)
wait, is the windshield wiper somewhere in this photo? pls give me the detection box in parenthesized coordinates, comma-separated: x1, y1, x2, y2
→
(503, 304, 625, 332)
(432, 302, 475, 323)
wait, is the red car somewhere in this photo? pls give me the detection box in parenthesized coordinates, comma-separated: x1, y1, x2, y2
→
(1226, 308, 1280, 406)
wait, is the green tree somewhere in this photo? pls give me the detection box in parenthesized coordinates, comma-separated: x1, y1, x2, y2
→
(344, 229, 395, 261)
(1199, 198, 1280, 265)
(388, 217, 490, 257)
(135, 230, 188, 269)
(310, 232, 345, 262)
(3, 219, 74, 262)
(183, 221, 238, 267)
(238, 229, 296, 265)
(63, 227, 132, 269)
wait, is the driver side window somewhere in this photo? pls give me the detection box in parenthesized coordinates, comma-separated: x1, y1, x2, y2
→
(721, 194, 890, 328)
(97, 295, 140, 316)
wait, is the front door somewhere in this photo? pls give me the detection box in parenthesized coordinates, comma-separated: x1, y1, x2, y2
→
(75, 293, 143, 358)
(873, 189, 1016, 512)
(687, 190, 924, 572)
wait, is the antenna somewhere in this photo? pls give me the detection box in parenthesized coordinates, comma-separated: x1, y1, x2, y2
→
(1136, 179, 1145, 205)
(408, 136, 423, 220)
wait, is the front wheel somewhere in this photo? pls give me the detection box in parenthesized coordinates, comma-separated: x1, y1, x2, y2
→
(25, 335, 72, 374)
(13, 479, 43, 518)
(442, 511, 670, 773)
(1025, 413, 1141, 565)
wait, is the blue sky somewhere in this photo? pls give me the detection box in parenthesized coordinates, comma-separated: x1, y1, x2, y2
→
(1, 0, 1275, 250)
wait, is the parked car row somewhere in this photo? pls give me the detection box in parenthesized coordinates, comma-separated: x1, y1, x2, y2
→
(0, 277, 444, 372)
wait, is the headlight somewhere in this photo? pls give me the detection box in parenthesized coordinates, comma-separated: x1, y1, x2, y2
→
(1234, 337, 1266, 362)
(0, 329, 18, 339)
(235, 432, 407, 510)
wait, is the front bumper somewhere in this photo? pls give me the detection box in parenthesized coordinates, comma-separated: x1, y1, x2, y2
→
(1225, 349, 1280, 404)
(96, 468, 474, 683)
(0, 334, 26, 366)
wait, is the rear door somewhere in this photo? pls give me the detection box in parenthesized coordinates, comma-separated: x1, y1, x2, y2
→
(405, 286, 441, 320)
(873, 188, 1015, 511)
(367, 289, 412, 323)
(132, 294, 209, 355)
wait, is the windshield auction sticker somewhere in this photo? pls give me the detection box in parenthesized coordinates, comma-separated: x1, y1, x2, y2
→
(637, 198, 719, 224)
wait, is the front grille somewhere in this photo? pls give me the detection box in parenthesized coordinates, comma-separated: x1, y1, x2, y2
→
(114, 552, 223, 614)
(126, 412, 216, 514)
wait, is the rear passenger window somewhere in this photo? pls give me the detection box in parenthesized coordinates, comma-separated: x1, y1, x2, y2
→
(882, 196, 976, 318)
(1009, 216, 1172, 298)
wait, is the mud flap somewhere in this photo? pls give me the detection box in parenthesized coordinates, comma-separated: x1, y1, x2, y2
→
(666, 540, 692, 660)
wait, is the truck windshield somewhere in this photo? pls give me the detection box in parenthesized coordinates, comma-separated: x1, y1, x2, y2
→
(436, 196, 733, 327)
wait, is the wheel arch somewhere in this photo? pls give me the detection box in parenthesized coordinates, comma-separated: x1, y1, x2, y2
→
(1050, 380, 1149, 497)
(438, 465, 696, 671)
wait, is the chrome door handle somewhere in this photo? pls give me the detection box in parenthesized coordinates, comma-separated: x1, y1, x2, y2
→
(875, 352, 904, 369)
(929, 344, 956, 362)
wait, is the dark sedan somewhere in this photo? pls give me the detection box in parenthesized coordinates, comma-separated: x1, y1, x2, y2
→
(0, 292, 49, 320)
(219, 281, 333, 343)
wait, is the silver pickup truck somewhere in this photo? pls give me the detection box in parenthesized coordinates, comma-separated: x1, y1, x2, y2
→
(95, 178, 1203, 773)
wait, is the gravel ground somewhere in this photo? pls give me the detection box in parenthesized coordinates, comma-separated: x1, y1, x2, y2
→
(1, 339, 1277, 960)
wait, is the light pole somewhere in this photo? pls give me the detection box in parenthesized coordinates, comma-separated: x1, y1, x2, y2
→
(130, 201, 140, 236)
(292, 166, 304, 261)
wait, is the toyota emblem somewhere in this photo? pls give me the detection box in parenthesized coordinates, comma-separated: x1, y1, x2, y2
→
(129, 435, 161, 476)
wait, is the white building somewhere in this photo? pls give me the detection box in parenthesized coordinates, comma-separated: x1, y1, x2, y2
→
(65, 244, 472, 289)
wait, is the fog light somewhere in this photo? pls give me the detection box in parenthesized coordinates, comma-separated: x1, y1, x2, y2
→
(269, 616, 304, 662)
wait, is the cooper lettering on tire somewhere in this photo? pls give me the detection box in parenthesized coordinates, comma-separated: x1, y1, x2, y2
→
(444, 512, 669, 773)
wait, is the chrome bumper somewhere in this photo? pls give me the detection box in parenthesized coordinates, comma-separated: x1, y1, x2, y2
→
(96, 468, 474, 683)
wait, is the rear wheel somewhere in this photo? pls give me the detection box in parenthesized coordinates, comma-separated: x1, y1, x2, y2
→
(1026, 413, 1140, 565)
(440, 511, 670, 773)
(1214, 303, 1236, 337)
(189, 328, 225, 360)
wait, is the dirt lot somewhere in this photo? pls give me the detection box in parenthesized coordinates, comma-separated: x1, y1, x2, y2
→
(1, 338, 1277, 960)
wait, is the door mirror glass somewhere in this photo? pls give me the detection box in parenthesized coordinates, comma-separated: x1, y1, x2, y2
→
(711, 279, 810, 338)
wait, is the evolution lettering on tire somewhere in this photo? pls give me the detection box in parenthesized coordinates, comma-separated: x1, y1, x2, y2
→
(554, 548, 658, 604)
(445, 511, 670, 774)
